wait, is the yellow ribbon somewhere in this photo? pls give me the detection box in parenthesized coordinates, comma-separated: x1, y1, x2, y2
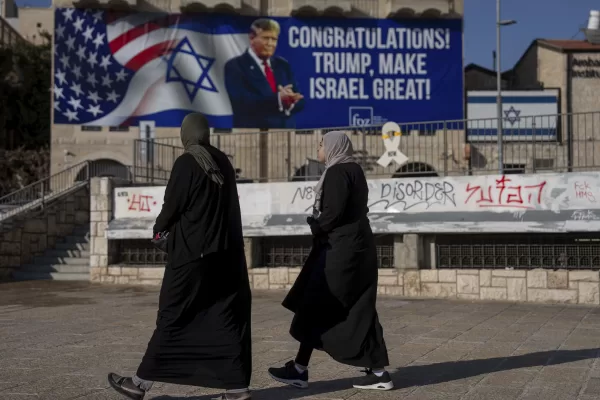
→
(382, 130, 402, 140)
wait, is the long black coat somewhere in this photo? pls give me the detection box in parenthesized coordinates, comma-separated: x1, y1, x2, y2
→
(282, 163, 389, 369)
(136, 149, 252, 390)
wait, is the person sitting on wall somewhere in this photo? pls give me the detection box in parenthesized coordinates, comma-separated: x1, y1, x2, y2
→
(224, 18, 304, 129)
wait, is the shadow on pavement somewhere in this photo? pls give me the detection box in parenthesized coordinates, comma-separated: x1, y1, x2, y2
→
(151, 347, 600, 399)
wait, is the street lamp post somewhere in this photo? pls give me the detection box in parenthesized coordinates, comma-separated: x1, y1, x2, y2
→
(496, 0, 516, 174)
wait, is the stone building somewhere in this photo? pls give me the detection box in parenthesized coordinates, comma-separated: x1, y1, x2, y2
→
(48, 0, 465, 182)
(464, 63, 508, 91)
(1, 0, 53, 45)
(13, 6, 53, 44)
(468, 39, 600, 174)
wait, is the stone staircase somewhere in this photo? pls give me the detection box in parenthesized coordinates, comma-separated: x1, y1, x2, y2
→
(12, 225, 90, 281)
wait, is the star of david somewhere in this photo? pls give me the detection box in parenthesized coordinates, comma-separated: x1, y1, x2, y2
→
(165, 38, 218, 102)
(503, 106, 521, 125)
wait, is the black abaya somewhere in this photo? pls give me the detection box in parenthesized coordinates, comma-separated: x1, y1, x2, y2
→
(137, 148, 252, 389)
(282, 162, 389, 369)
(136, 252, 251, 389)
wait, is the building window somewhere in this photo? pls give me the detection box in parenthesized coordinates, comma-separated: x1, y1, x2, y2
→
(81, 126, 102, 132)
(503, 163, 526, 174)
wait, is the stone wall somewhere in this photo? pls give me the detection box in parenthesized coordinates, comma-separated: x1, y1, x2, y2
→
(90, 266, 600, 306)
(0, 185, 89, 280)
(93, 266, 165, 286)
(89, 177, 119, 283)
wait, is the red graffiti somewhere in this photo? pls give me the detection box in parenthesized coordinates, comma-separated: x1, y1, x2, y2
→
(465, 175, 546, 209)
(127, 194, 157, 212)
(574, 181, 596, 202)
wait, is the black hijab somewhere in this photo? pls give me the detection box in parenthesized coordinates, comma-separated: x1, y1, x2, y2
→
(180, 113, 224, 187)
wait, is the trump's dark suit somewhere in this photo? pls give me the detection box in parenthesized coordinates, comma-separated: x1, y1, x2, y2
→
(224, 51, 305, 129)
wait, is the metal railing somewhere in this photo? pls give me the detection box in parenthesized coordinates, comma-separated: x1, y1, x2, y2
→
(134, 111, 600, 183)
(0, 161, 133, 224)
(436, 233, 600, 270)
(0, 16, 23, 48)
(132, 141, 182, 185)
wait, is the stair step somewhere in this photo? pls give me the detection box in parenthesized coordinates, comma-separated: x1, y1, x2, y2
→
(20, 264, 89, 273)
(55, 242, 90, 251)
(64, 235, 89, 244)
(12, 271, 89, 281)
(45, 249, 90, 258)
(32, 256, 88, 266)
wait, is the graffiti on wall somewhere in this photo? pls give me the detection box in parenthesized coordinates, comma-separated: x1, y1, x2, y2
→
(127, 194, 157, 212)
(371, 180, 456, 211)
(288, 179, 457, 213)
(111, 172, 600, 235)
(574, 181, 597, 203)
(115, 190, 161, 214)
(464, 175, 546, 210)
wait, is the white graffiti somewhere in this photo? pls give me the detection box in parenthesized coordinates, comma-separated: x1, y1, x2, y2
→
(571, 210, 599, 221)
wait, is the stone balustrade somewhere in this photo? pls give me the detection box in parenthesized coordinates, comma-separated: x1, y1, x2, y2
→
(91, 176, 600, 306)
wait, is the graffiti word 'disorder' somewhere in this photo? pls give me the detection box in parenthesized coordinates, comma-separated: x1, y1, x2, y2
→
(574, 181, 596, 202)
(127, 194, 157, 212)
(370, 180, 456, 211)
(465, 175, 546, 210)
(571, 210, 599, 221)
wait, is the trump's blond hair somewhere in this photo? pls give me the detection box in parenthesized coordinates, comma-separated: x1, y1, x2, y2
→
(250, 18, 280, 37)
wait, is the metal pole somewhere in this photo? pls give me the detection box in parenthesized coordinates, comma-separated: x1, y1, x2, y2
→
(496, 0, 503, 175)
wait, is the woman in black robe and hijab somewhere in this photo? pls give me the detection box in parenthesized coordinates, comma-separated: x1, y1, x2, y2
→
(108, 113, 252, 400)
(268, 131, 393, 391)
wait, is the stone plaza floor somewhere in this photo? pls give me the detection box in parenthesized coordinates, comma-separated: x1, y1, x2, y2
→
(2, 281, 600, 399)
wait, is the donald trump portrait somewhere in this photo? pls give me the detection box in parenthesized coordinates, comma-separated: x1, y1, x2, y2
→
(224, 18, 305, 129)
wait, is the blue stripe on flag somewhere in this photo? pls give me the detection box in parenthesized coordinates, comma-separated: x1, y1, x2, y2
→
(467, 96, 557, 104)
(467, 128, 557, 136)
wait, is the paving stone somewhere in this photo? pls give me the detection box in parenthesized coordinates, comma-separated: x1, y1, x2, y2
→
(461, 386, 524, 400)
(518, 388, 579, 400)
(478, 370, 536, 388)
(0, 281, 600, 400)
(583, 377, 600, 396)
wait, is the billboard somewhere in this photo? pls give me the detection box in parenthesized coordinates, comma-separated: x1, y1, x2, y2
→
(52, 8, 464, 130)
(466, 90, 559, 141)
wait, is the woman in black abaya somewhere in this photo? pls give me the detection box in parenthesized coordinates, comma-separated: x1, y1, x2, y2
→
(108, 113, 252, 400)
(268, 131, 392, 391)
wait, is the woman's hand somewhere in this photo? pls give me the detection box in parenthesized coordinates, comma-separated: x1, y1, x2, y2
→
(306, 216, 323, 236)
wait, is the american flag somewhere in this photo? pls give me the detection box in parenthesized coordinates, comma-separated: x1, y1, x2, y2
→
(53, 8, 129, 125)
(53, 8, 249, 127)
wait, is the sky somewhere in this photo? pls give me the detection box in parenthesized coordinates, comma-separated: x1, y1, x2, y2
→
(465, 0, 600, 71)
(14, 0, 600, 72)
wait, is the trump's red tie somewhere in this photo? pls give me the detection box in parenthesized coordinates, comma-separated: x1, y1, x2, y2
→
(263, 60, 276, 92)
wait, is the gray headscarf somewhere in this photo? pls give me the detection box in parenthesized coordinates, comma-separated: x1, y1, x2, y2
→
(180, 113, 224, 187)
(312, 131, 356, 216)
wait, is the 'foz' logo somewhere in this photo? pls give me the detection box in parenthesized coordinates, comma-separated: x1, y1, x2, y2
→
(349, 107, 373, 126)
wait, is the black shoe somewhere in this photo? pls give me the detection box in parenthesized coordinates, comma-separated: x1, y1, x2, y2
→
(352, 369, 394, 391)
(268, 360, 309, 388)
(108, 373, 146, 400)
